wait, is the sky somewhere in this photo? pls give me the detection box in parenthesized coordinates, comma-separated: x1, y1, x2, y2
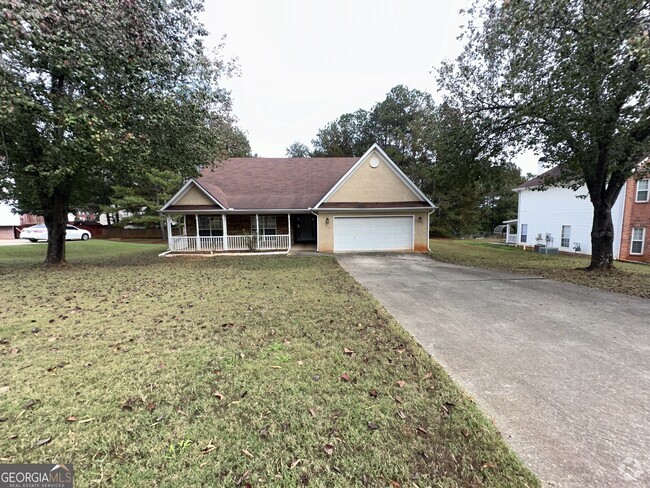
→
(201, 0, 538, 175)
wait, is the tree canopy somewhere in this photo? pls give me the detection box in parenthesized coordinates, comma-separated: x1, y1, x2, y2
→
(310, 85, 521, 236)
(0, 0, 246, 263)
(439, 0, 650, 268)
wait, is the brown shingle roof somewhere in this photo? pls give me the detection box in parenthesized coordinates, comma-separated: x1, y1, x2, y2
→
(196, 157, 358, 209)
(515, 166, 562, 190)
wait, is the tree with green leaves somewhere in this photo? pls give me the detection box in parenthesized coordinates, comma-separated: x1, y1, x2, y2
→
(0, 0, 243, 264)
(311, 85, 521, 236)
(439, 0, 650, 269)
(285, 141, 311, 158)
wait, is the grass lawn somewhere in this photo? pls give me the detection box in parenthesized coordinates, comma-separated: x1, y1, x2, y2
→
(0, 241, 538, 487)
(430, 238, 650, 298)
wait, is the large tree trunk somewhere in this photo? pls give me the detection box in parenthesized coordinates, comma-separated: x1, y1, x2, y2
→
(43, 188, 71, 265)
(588, 201, 615, 270)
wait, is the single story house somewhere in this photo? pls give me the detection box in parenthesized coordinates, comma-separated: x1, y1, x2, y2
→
(160, 144, 435, 253)
(505, 164, 649, 263)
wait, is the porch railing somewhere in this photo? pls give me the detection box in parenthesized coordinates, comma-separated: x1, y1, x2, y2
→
(169, 234, 290, 252)
(506, 235, 517, 244)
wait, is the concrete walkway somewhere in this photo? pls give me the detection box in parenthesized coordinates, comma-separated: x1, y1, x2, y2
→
(337, 253, 650, 488)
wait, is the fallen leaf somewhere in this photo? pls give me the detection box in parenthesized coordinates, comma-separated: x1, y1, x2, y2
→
(396, 380, 406, 388)
(146, 402, 156, 412)
(416, 427, 429, 435)
(369, 389, 378, 398)
(78, 418, 94, 424)
(290, 458, 302, 468)
(242, 449, 254, 459)
(339, 372, 351, 382)
(66, 416, 77, 422)
(36, 437, 51, 447)
(201, 443, 216, 454)
(423, 371, 433, 379)
(389, 481, 401, 487)
(323, 443, 335, 456)
(461, 428, 469, 437)
(367, 421, 378, 430)
(397, 410, 406, 420)
(308, 408, 316, 417)
(23, 399, 36, 409)
(9, 347, 19, 355)
(343, 347, 355, 356)
(270, 365, 281, 369)
(394, 396, 403, 404)
(213, 391, 224, 400)
(9, 434, 17, 440)
(237, 470, 251, 485)
(0, 386, 9, 395)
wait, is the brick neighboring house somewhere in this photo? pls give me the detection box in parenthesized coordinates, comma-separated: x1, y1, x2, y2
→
(619, 178, 650, 262)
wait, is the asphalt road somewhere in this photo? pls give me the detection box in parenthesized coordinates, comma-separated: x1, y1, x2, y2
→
(337, 253, 650, 488)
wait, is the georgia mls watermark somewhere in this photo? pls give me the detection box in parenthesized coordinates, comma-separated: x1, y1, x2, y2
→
(0, 464, 73, 488)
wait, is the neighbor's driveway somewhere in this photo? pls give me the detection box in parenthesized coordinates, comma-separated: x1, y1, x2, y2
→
(337, 253, 650, 488)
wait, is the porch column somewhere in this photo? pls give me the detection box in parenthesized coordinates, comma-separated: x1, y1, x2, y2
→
(505, 224, 510, 244)
(255, 214, 260, 249)
(287, 214, 292, 251)
(222, 214, 228, 251)
(195, 214, 200, 250)
(166, 216, 172, 250)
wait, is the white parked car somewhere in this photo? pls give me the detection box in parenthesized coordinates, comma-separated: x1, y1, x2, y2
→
(20, 224, 91, 242)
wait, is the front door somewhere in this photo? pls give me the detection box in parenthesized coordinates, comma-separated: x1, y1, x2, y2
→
(294, 214, 316, 243)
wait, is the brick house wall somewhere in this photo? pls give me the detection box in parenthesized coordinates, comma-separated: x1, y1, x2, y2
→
(183, 214, 289, 237)
(619, 178, 650, 263)
(226, 214, 289, 236)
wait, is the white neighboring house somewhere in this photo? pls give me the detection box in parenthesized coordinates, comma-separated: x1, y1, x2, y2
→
(508, 163, 626, 258)
(0, 202, 21, 239)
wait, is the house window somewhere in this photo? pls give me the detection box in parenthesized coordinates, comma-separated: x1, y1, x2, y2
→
(561, 225, 571, 248)
(636, 180, 649, 202)
(520, 224, 528, 243)
(251, 215, 277, 235)
(631, 227, 646, 255)
(198, 216, 223, 237)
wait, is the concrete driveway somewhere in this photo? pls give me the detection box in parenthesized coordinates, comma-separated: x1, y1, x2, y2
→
(337, 253, 650, 488)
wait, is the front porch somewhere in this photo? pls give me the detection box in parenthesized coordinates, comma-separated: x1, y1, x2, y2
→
(165, 213, 314, 253)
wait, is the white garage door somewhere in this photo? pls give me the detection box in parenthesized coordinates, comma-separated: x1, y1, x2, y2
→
(334, 216, 413, 252)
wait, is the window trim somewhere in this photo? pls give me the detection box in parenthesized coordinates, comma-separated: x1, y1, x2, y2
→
(198, 215, 223, 237)
(630, 227, 646, 255)
(561, 225, 571, 248)
(251, 215, 277, 236)
(636, 180, 649, 203)
(520, 223, 528, 243)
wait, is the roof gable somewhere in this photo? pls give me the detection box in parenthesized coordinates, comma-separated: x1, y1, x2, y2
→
(160, 180, 225, 211)
(315, 144, 435, 208)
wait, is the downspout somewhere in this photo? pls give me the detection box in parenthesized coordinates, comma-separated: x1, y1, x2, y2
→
(427, 210, 434, 252)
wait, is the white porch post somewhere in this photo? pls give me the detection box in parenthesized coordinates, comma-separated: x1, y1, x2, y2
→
(287, 214, 291, 251)
(166, 216, 172, 250)
(222, 214, 228, 251)
(505, 224, 510, 243)
(195, 214, 200, 250)
(255, 214, 260, 249)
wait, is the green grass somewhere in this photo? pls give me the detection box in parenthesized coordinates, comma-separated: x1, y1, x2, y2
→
(0, 241, 538, 487)
(430, 238, 650, 298)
